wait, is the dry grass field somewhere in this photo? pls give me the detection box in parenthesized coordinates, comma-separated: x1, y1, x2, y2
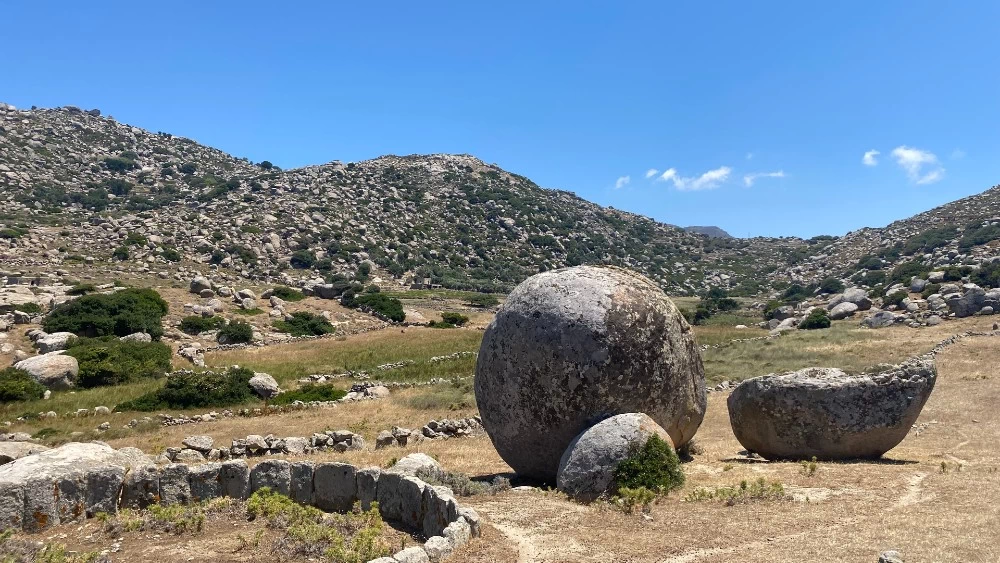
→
(4, 309, 1000, 562)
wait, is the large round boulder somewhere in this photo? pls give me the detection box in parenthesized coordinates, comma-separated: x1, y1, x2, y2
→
(14, 352, 79, 390)
(556, 413, 671, 501)
(727, 357, 936, 460)
(474, 266, 706, 481)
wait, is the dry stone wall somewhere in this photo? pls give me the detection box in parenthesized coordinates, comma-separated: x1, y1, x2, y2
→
(0, 451, 480, 562)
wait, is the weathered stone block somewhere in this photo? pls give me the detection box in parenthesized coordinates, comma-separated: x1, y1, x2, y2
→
(85, 466, 125, 517)
(399, 476, 426, 530)
(250, 459, 291, 496)
(120, 465, 160, 509)
(220, 460, 250, 499)
(189, 462, 222, 502)
(290, 462, 314, 505)
(0, 482, 24, 531)
(356, 467, 379, 511)
(314, 462, 356, 512)
(159, 463, 191, 506)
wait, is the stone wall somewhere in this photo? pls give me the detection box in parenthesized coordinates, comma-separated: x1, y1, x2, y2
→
(0, 454, 480, 563)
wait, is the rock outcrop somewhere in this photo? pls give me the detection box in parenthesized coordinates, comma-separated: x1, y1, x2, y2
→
(475, 266, 706, 481)
(727, 358, 936, 460)
(556, 413, 671, 501)
(13, 352, 79, 389)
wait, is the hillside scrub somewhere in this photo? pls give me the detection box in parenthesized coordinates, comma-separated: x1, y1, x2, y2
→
(613, 434, 685, 494)
(115, 367, 255, 412)
(66, 337, 172, 388)
(0, 368, 46, 403)
(270, 286, 306, 302)
(217, 321, 254, 344)
(44, 288, 168, 339)
(799, 308, 831, 330)
(342, 293, 405, 323)
(272, 312, 335, 337)
(180, 315, 226, 334)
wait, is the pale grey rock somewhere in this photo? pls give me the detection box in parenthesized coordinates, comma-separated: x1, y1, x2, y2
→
(458, 506, 481, 538)
(283, 436, 308, 455)
(423, 536, 454, 562)
(393, 547, 430, 563)
(120, 332, 152, 343)
(173, 448, 205, 463)
(422, 485, 458, 538)
(390, 453, 441, 477)
(376, 471, 403, 521)
(879, 550, 904, 563)
(0, 442, 49, 465)
(22, 475, 58, 531)
(251, 459, 291, 496)
(249, 372, 280, 400)
(842, 288, 873, 311)
(910, 278, 928, 293)
(947, 285, 986, 318)
(443, 517, 472, 548)
(829, 301, 859, 320)
(375, 430, 395, 449)
(14, 352, 78, 389)
(862, 311, 898, 328)
(182, 435, 214, 452)
(36, 332, 75, 353)
(314, 462, 356, 512)
(556, 413, 672, 501)
(475, 266, 705, 481)
(728, 358, 936, 460)
(190, 276, 212, 294)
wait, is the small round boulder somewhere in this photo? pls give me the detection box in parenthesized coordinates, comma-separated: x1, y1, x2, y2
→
(474, 266, 706, 481)
(557, 413, 671, 500)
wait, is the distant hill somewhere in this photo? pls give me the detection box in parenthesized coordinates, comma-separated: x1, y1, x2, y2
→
(0, 103, 804, 297)
(684, 226, 733, 239)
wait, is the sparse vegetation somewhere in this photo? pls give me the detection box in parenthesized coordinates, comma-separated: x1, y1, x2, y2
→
(415, 466, 511, 496)
(342, 293, 405, 323)
(217, 320, 254, 344)
(684, 478, 789, 505)
(272, 383, 347, 405)
(179, 315, 226, 334)
(271, 286, 306, 302)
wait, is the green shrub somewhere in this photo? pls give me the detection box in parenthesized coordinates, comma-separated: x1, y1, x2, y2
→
(799, 308, 831, 330)
(921, 283, 942, 299)
(15, 302, 42, 314)
(115, 367, 255, 411)
(272, 383, 346, 405)
(0, 227, 28, 239)
(217, 321, 254, 344)
(270, 286, 306, 302)
(66, 283, 97, 296)
(819, 278, 845, 294)
(864, 270, 886, 286)
(179, 315, 226, 334)
(290, 250, 315, 269)
(65, 337, 171, 388)
(415, 467, 511, 497)
(0, 368, 45, 403)
(884, 290, 908, 308)
(613, 434, 685, 494)
(971, 260, 1000, 288)
(763, 300, 785, 321)
(44, 288, 168, 339)
(179, 162, 197, 174)
(888, 260, 929, 286)
(959, 224, 1000, 251)
(273, 312, 335, 337)
(440, 312, 469, 326)
(427, 321, 457, 329)
(856, 256, 883, 270)
(902, 226, 958, 255)
(103, 156, 137, 172)
(112, 246, 130, 260)
(342, 293, 405, 322)
(124, 232, 147, 246)
(467, 294, 499, 308)
(161, 247, 181, 262)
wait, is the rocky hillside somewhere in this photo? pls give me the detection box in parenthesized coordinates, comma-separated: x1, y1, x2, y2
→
(0, 103, 806, 296)
(780, 187, 1000, 289)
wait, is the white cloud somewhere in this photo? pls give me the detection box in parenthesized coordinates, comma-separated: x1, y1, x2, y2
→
(644, 168, 659, 179)
(862, 150, 880, 166)
(891, 146, 945, 185)
(659, 166, 732, 191)
(614, 175, 631, 190)
(743, 170, 785, 187)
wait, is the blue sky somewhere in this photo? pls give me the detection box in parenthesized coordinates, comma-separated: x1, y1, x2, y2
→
(4, 1, 999, 238)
